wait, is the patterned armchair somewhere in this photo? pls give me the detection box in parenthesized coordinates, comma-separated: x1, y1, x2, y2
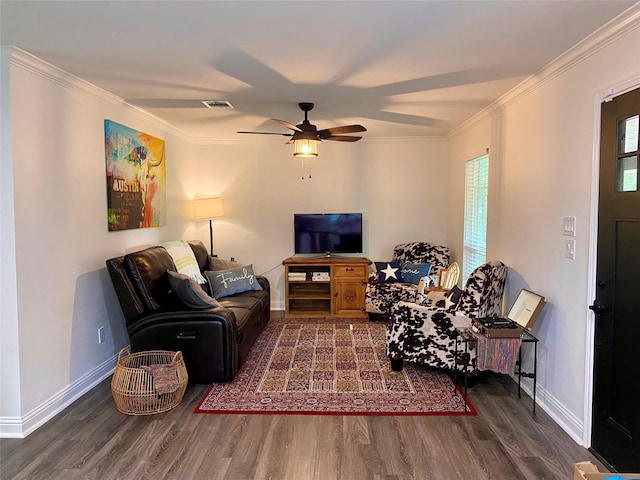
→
(365, 242, 450, 321)
(386, 260, 507, 372)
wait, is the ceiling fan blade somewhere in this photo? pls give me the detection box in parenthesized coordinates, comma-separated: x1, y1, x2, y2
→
(323, 135, 362, 142)
(318, 125, 366, 137)
(272, 119, 302, 132)
(237, 131, 293, 137)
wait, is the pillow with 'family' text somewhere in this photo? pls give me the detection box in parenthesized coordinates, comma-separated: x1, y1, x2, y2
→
(205, 264, 263, 299)
(374, 261, 402, 283)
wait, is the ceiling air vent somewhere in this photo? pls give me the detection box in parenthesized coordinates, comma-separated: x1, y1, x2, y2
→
(202, 100, 234, 109)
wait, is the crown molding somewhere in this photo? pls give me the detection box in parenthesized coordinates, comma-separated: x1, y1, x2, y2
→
(5, 47, 440, 146)
(5, 46, 212, 143)
(362, 135, 446, 144)
(6, 0, 639, 148)
(449, 3, 640, 139)
(9, 46, 121, 105)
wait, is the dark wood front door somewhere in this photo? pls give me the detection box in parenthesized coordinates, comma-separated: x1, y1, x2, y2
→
(590, 87, 640, 471)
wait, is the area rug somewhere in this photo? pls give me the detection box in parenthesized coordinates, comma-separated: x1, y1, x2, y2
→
(195, 317, 476, 416)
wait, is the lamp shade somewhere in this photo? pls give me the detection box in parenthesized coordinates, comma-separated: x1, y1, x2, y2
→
(194, 197, 224, 220)
(293, 139, 318, 157)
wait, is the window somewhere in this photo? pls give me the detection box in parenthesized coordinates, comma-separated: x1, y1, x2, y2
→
(616, 114, 639, 192)
(463, 153, 489, 281)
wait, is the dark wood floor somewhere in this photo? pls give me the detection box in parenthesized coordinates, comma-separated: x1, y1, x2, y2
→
(1, 357, 604, 479)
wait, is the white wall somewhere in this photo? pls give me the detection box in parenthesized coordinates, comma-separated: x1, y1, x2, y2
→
(447, 117, 493, 266)
(174, 134, 449, 310)
(361, 138, 449, 261)
(1, 48, 200, 436)
(0, 48, 449, 436)
(1, 46, 22, 424)
(447, 11, 640, 444)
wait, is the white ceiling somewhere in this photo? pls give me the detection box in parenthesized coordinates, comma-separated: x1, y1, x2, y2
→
(1, 0, 636, 140)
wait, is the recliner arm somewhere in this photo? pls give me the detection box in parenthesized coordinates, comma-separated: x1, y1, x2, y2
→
(256, 275, 270, 294)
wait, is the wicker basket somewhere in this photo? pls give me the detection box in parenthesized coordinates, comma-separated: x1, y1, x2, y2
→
(111, 347, 188, 415)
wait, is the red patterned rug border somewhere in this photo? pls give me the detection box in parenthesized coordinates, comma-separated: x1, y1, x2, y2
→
(194, 317, 477, 416)
(194, 385, 476, 416)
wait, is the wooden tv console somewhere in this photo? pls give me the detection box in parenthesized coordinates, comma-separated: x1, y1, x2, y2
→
(283, 256, 371, 318)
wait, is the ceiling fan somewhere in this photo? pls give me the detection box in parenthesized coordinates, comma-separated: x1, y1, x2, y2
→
(237, 102, 366, 157)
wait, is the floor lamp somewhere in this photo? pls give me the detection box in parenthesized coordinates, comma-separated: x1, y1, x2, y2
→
(194, 197, 225, 256)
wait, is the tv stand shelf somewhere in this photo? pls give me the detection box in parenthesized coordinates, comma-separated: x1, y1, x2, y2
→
(283, 256, 371, 318)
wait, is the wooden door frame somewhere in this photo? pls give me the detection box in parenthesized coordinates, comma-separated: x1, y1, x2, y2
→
(584, 76, 640, 447)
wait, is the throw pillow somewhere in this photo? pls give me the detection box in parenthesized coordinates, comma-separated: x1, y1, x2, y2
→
(400, 262, 432, 285)
(209, 257, 240, 271)
(205, 264, 263, 299)
(374, 261, 403, 283)
(444, 285, 464, 311)
(166, 270, 221, 309)
(161, 240, 206, 284)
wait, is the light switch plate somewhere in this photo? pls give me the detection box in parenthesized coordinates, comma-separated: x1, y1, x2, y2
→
(564, 239, 576, 259)
(563, 216, 576, 237)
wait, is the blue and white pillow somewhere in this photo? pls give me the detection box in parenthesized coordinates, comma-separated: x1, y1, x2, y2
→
(205, 264, 263, 299)
(400, 262, 432, 285)
(375, 261, 402, 283)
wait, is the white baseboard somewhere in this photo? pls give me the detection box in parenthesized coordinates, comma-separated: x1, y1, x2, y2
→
(2, 350, 587, 445)
(0, 354, 117, 438)
(517, 376, 585, 445)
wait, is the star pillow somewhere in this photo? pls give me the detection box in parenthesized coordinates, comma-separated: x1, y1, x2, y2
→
(375, 261, 403, 283)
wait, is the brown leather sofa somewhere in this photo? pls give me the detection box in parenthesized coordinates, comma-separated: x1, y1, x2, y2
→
(106, 240, 270, 383)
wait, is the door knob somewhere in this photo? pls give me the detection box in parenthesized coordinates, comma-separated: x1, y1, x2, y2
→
(589, 300, 605, 314)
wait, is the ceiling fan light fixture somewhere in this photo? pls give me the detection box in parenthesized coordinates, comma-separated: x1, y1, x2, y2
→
(238, 102, 364, 157)
(293, 138, 318, 157)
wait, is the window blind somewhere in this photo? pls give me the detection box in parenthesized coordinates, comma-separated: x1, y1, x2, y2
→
(463, 154, 489, 281)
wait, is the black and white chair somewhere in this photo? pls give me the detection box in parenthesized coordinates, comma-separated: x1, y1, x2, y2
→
(364, 242, 450, 321)
(386, 260, 507, 372)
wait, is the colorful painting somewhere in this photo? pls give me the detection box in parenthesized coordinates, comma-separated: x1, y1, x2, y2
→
(104, 120, 166, 231)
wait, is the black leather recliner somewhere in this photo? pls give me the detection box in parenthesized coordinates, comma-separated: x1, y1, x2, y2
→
(106, 240, 270, 383)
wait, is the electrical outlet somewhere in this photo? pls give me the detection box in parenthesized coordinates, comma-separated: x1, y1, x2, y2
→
(98, 326, 105, 344)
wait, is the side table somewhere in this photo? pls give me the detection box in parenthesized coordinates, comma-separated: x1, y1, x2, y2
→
(454, 327, 539, 414)
(453, 328, 476, 413)
(516, 330, 539, 414)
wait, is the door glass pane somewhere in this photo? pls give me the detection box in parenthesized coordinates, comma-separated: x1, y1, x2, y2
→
(618, 115, 639, 154)
(617, 155, 638, 192)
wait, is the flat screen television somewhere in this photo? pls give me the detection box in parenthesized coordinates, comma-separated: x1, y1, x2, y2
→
(294, 213, 363, 255)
